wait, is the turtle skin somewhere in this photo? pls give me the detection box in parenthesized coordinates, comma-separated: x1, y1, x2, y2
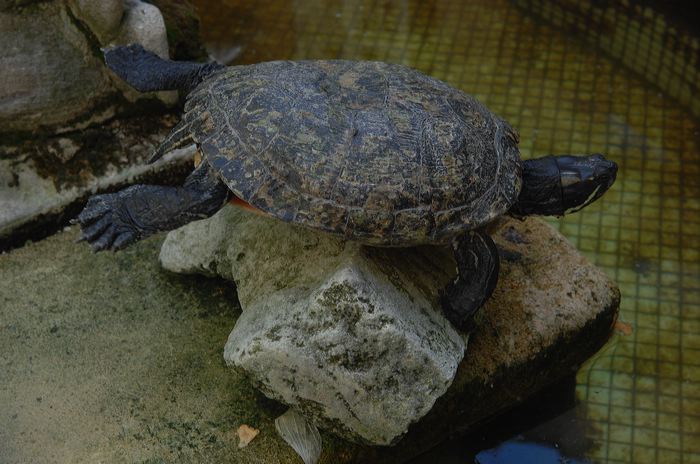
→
(165, 60, 522, 246)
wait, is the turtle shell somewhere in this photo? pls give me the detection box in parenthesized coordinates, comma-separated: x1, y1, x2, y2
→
(172, 60, 522, 246)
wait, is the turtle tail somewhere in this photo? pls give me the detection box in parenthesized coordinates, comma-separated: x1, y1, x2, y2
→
(149, 118, 194, 162)
(104, 44, 223, 94)
(149, 108, 206, 163)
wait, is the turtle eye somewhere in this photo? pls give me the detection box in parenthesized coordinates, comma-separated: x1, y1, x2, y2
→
(560, 170, 581, 187)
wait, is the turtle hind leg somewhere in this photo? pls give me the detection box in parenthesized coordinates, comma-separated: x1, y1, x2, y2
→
(75, 161, 229, 251)
(441, 230, 500, 332)
(104, 44, 223, 93)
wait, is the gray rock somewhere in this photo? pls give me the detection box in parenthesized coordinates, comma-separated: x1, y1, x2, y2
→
(67, 0, 123, 44)
(116, 0, 169, 59)
(160, 206, 620, 452)
(0, 0, 205, 245)
(0, 2, 114, 134)
(0, 0, 176, 136)
(113, 0, 176, 106)
(0, 116, 194, 249)
(160, 206, 466, 445)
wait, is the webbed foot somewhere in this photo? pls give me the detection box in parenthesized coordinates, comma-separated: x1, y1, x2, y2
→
(74, 161, 229, 252)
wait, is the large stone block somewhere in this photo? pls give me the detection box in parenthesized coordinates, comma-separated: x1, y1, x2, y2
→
(0, 0, 176, 135)
(159, 205, 620, 451)
(160, 206, 466, 445)
(0, 2, 114, 134)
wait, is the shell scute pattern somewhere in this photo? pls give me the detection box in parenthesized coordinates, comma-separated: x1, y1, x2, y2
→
(177, 60, 522, 245)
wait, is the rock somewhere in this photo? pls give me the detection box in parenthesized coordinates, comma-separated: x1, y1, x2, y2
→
(159, 206, 620, 449)
(148, 0, 209, 61)
(67, 0, 123, 43)
(0, 218, 619, 463)
(0, 0, 205, 136)
(112, 0, 177, 106)
(116, 0, 169, 59)
(0, 0, 43, 11)
(0, 1, 115, 134)
(160, 206, 466, 445)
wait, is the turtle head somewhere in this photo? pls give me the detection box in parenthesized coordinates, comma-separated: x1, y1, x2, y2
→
(510, 154, 617, 217)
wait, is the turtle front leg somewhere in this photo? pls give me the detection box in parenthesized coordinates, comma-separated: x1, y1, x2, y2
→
(441, 230, 500, 332)
(75, 161, 228, 251)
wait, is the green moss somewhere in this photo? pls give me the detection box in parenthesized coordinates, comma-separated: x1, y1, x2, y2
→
(318, 282, 365, 335)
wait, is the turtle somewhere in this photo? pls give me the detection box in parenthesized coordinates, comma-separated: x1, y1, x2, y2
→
(76, 44, 617, 331)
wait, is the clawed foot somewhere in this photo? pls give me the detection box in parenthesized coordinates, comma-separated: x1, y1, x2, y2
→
(74, 193, 139, 252)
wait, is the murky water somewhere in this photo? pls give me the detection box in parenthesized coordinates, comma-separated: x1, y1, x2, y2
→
(192, 0, 700, 462)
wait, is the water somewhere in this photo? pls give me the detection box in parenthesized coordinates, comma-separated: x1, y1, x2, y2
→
(191, 0, 700, 462)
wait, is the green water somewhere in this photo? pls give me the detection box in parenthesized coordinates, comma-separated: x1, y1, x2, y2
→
(192, 0, 700, 462)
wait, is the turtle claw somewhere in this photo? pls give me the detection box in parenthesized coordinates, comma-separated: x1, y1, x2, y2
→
(112, 232, 136, 251)
(91, 225, 117, 252)
(81, 214, 112, 242)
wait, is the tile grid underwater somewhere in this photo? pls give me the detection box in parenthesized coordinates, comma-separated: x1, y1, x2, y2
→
(194, 0, 700, 462)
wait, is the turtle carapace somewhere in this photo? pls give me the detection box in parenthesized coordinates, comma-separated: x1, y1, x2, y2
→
(76, 45, 617, 331)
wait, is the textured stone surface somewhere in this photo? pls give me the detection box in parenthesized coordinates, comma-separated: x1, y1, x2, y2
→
(0, 1, 214, 248)
(225, 257, 465, 446)
(0, 0, 199, 135)
(0, 0, 210, 246)
(161, 206, 466, 445)
(117, 0, 169, 59)
(149, 0, 209, 61)
(67, 0, 123, 43)
(160, 206, 620, 448)
(0, 1, 114, 134)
